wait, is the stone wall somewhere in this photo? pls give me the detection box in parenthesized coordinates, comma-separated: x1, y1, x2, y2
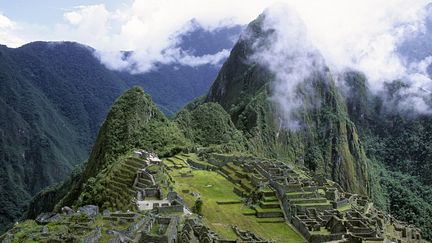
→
(187, 159, 216, 170)
(208, 153, 235, 167)
(139, 216, 178, 243)
(333, 198, 349, 209)
(156, 205, 184, 214)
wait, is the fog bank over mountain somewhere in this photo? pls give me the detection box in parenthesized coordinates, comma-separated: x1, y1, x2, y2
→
(248, 1, 432, 125)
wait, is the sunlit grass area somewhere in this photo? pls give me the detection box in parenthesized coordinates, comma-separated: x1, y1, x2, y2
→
(169, 168, 305, 242)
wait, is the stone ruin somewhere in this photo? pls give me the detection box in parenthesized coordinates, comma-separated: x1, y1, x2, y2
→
(210, 154, 427, 243)
(179, 218, 223, 243)
(231, 224, 273, 243)
(134, 168, 162, 201)
(139, 213, 179, 243)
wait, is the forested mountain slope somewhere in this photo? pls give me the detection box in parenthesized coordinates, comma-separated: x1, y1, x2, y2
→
(0, 24, 241, 232)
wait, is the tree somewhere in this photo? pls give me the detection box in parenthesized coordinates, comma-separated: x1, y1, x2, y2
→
(192, 198, 203, 215)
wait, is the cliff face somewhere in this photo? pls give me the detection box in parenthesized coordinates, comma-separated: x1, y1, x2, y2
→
(206, 14, 369, 195)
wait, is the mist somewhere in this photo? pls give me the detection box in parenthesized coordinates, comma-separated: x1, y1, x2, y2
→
(3, 0, 431, 113)
(247, 1, 432, 128)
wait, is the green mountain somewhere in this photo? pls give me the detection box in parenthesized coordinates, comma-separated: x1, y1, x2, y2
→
(27, 87, 190, 215)
(343, 72, 432, 239)
(7, 85, 428, 242)
(2, 10, 431, 242)
(205, 16, 368, 195)
(0, 24, 241, 233)
(182, 14, 431, 238)
(0, 42, 128, 231)
(59, 87, 189, 207)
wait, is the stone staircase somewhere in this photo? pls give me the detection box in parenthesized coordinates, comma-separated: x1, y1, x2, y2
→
(133, 169, 161, 200)
(104, 157, 148, 210)
(253, 190, 285, 220)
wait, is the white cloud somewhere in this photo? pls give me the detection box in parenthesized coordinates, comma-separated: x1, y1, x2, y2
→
(249, 4, 323, 130)
(49, 0, 432, 82)
(0, 14, 25, 47)
(58, 5, 110, 47)
(1, 0, 432, 109)
(55, 1, 273, 72)
(284, 0, 430, 91)
(176, 49, 231, 66)
(243, 1, 432, 120)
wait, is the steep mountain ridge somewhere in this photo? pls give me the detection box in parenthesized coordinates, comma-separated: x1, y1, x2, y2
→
(205, 15, 368, 195)
(55, 87, 189, 210)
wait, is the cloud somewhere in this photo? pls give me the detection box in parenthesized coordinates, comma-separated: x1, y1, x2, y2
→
(1, 0, 432, 106)
(245, 1, 432, 122)
(63, 0, 430, 104)
(54, 1, 265, 72)
(285, 0, 430, 91)
(248, 4, 326, 130)
(0, 14, 25, 47)
(58, 5, 110, 48)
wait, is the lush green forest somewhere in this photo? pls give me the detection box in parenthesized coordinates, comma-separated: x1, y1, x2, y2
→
(0, 24, 241, 232)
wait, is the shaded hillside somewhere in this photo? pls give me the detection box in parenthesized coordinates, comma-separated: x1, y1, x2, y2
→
(0, 24, 241, 233)
(0, 42, 128, 232)
(205, 15, 369, 195)
(343, 72, 432, 239)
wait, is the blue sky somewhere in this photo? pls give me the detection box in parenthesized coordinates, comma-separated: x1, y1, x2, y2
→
(0, 0, 268, 49)
(0, 0, 272, 72)
(0, 0, 131, 26)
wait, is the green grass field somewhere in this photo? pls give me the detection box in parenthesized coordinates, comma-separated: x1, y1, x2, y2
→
(169, 169, 305, 242)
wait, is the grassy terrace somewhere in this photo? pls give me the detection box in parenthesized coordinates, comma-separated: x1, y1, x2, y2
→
(163, 157, 188, 168)
(285, 191, 316, 197)
(336, 203, 352, 212)
(222, 163, 255, 192)
(168, 168, 305, 242)
(294, 202, 331, 207)
(254, 206, 283, 213)
(264, 195, 278, 202)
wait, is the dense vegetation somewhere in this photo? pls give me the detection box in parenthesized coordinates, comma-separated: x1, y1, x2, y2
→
(206, 16, 368, 195)
(0, 24, 241, 233)
(55, 87, 190, 209)
(344, 71, 432, 239)
(175, 102, 248, 152)
(0, 42, 127, 231)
